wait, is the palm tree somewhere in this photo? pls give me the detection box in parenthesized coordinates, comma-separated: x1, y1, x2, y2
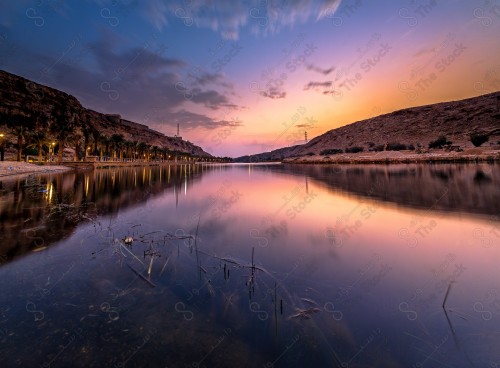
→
(91, 126, 101, 156)
(111, 134, 124, 160)
(2, 108, 35, 161)
(152, 145, 159, 160)
(137, 141, 147, 160)
(11, 125, 27, 162)
(132, 140, 139, 160)
(27, 130, 48, 162)
(50, 105, 78, 163)
(81, 114, 93, 161)
(124, 140, 134, 160)
(103, 135, 112, 157)
(69, 132, 83, 161)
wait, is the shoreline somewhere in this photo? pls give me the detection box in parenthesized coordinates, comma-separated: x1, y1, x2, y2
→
(0, 160, 211, 180)
(0, 162, 73, 179)
(282, 150, 500, 165)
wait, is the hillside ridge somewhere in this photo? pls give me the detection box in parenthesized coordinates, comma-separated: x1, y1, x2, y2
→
(236, 91, 500, 162)
(0, 69, 211, 158)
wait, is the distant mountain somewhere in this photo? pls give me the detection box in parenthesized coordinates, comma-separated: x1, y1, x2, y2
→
(0, 70, 211, 157)
(235, 92, 500, 162)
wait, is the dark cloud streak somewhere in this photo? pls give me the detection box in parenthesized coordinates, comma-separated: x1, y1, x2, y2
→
(306, 64, 335, 75)
(303, 81, 333, 90)
(7, 31, 241, 133)
(260, 86, 287, 99)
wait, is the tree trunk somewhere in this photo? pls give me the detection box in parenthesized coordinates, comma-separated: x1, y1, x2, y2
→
(38, 143, 43, 162)
(17, 136, 23, 162)
(58, 140, 64, 162)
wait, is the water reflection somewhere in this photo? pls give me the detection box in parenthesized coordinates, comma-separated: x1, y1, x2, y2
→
(261, 162, 500, 216)
(0, 163, 499, 367)
(0, 164, 217, 263)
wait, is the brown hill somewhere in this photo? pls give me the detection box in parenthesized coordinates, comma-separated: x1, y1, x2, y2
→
(0, 69, 211, 158)
(236, 91, 500, 162)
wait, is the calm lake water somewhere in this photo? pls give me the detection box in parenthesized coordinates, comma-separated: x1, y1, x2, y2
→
(0, 163, 499, 367)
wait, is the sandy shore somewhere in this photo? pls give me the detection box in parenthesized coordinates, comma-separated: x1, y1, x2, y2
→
(0, 161, 73, 178)
(283, 148, 500, 164)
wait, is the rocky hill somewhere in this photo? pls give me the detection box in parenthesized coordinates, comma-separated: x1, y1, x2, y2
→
(0, 70, 211, 157)
(236, 92, 500, 162)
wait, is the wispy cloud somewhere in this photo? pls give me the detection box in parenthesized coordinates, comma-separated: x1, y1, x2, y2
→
(260, 86, 287, 99)
(303, 81, 333, 90)
(150, 109, 243, 131)
(306, 64, 335, 75)
(413, 47, 437, 58)
(97, 0, 343, 39)
(189, 88, 238, 110)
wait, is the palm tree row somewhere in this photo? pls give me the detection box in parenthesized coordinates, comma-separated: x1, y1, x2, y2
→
(1, 106, 211, 163)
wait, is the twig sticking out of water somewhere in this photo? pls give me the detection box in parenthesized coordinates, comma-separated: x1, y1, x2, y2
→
(195, 215, 201, 280)
(159, 254, 171, 276)
(126, 263, 156, 288)
(118, 242, 145, 266)
(147, 255, 154, 276)
(140, 231, 160, 238)
(251, 247, 255, 275)
(288, 307, 321, 320)
(274, 281, 278, 336)
(442, 282, 454, 309)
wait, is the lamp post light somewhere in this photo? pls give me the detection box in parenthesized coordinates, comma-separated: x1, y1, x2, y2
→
(0, 133, 4, 161)
(50, 142, 55, 162)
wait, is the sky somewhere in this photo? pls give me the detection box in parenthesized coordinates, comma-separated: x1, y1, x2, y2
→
(0, 0, 499, 157)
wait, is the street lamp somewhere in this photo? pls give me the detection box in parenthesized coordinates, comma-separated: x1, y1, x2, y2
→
(50, 142, 55, 161)
(0, 133, 4, 162)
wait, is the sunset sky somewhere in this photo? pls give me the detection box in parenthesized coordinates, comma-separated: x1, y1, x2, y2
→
(1, 0, 499, 157)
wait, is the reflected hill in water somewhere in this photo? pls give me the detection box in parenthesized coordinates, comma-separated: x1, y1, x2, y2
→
(264, 163, 500, 217)
(0, 164, 215, 264)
